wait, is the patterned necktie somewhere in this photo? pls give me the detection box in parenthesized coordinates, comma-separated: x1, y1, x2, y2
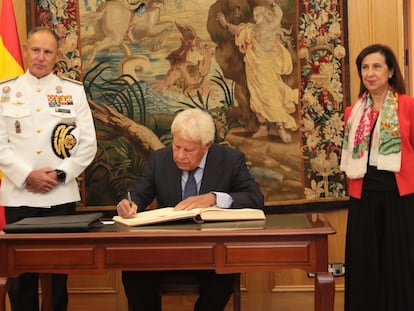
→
(183, 169, 197, 199)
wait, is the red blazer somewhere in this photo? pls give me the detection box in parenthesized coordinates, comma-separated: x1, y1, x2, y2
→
(345, 94, 414, 198)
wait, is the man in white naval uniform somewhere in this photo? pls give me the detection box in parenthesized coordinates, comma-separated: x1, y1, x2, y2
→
(0, 27, 97, 311)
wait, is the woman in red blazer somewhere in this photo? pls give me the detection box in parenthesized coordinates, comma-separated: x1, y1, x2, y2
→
(341, 44, 414, 311)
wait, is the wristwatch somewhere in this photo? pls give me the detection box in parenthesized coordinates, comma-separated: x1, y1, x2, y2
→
(55, 169, 66, 183)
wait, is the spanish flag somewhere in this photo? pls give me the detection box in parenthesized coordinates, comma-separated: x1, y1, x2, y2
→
(0, 0, 24, 80)
(0, 0, 24, 230)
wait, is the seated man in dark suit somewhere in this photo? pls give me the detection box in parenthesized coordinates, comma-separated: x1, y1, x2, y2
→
(116, 108, 264, 311)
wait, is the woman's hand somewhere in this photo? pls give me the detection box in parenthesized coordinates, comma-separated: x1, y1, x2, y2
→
(216, 12, 228, 29)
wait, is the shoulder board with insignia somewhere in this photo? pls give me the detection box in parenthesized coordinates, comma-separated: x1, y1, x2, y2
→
(59, 75, 83, 85)
(0, 76, 18, 84)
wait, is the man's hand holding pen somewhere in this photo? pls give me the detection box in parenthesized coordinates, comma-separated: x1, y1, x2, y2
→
(117, 192, 137, 218)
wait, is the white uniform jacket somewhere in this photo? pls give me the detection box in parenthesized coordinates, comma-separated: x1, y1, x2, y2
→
(0, 71, 97, 207)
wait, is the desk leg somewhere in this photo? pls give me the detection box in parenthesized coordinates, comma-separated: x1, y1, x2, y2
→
(0, 277, 8, 311)
(314, 272, 335, 311)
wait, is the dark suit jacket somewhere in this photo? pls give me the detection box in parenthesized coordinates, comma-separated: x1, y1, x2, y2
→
(130, 143, 264, 211)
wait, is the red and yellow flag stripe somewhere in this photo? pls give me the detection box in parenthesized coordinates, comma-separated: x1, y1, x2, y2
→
(0, 0, 24, 80)
(0, 0, 24, 230)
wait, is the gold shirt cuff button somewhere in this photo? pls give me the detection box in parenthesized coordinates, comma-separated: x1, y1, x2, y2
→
(36, 149, 42, 154)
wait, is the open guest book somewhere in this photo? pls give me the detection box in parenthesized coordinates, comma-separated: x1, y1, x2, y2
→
(112, 207, 266, 227)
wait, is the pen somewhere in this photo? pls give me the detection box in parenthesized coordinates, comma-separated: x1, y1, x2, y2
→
(127, 191, 134, 217)
(127, 191, 132, 207)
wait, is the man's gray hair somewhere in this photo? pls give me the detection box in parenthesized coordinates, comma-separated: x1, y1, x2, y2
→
(171, 109, 215, 146)
(27, 26, 60, 48)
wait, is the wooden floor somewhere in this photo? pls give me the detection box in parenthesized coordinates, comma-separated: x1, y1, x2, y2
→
(6, 290, 344, 311)
(163, 291, 344, 311)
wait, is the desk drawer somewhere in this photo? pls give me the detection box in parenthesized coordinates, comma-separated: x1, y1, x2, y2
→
(223, 241, 312, 267)
(11, 245, 97, 269)
(104, 243, 216, 269)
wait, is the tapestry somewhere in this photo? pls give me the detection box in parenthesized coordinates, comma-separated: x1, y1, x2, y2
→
(31, 0, 348, 208)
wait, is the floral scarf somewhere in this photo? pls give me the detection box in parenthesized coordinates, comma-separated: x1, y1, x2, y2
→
(340, 90, 401, 179)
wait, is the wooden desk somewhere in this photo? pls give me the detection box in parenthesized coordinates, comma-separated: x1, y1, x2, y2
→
(0, 213, 335, 311)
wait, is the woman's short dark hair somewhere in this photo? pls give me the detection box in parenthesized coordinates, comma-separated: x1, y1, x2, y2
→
(356, 44, 406, 96)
